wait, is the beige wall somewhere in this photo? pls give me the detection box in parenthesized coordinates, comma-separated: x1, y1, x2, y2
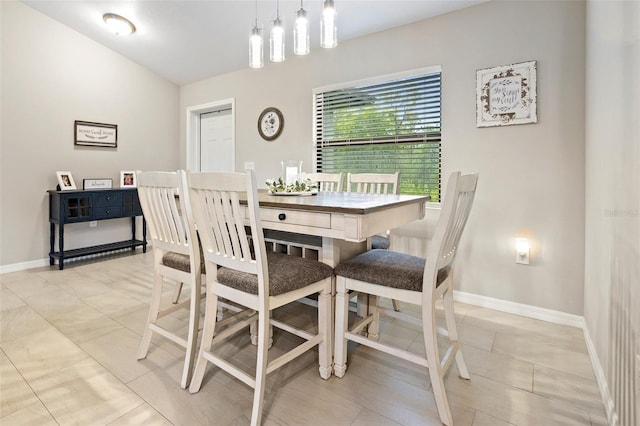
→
(0, 1, 179, 268)
(584, 1, 639, 424)
(181, 0, 586, 315)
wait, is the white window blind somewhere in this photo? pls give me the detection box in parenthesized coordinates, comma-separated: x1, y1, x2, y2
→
(313, 70, 441, 200)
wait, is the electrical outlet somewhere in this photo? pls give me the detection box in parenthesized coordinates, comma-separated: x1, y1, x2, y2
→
(89, 221, 98, 228)
(244, 161, 255, 171)
(515, 238, 530, 265)
(516, 250, 530, 265)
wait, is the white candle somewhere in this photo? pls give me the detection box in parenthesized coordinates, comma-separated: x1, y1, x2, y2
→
(285, 166, 298, 186)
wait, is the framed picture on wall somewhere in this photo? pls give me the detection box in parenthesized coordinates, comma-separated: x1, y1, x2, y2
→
(56, 171, 77, 190)
(74, 120, 118, 147)
(476, 60, 537, 127)
(120, 171, 136, 188)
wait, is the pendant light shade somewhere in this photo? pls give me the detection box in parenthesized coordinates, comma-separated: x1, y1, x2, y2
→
(247, 0, 338, 68)
(249, 25, 264, 69)
(293, 3, 309, 55)
(249, 0, 263, 68)
(270, 1, 285, 62)
(270, 17, 285, 62)
(321, 0, 337, 48)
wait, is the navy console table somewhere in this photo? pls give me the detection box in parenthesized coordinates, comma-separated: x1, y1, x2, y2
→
(48, 188, 147, 269)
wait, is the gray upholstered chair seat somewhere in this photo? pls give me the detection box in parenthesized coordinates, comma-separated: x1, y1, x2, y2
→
(333, 249, 448, 292)
(162, 252, 206, 274)
(218, 251, 332, 296)
(370, 235, 390, 250)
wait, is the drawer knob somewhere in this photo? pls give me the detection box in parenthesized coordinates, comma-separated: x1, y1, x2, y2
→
(278, 213, 286, 221)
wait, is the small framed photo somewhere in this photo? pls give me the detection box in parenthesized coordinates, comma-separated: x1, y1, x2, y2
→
(56, 171, 77, 190)
(120, 171, 136, 188)
(83, 178, 113, 190)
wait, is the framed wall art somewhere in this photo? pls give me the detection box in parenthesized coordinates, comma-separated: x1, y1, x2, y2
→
(120, 171, 136, 188)
(476, 60, 537, 127)
(56, 171, 77, 190)
(74, 120, 118, 147)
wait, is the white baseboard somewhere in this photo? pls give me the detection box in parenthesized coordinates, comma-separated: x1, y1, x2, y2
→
(0, 258, 49, 274)
(0, 246, 149, 275)
(583, 326, 617, 426)
(453, 290, 585, 328)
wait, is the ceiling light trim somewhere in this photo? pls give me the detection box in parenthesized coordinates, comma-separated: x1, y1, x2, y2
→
(103, 13, 136, 36)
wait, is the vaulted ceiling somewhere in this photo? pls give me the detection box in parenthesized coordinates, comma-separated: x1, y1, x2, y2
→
(23, 0, 487, 85)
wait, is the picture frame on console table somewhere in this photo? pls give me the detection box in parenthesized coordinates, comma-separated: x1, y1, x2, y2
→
(83, 178, 113, 190)
(120, 171, 136, 188)
(56, 171, 77, 191)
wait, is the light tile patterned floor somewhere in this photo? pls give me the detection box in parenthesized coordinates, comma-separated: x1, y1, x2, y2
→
(0, 250, 607, 425)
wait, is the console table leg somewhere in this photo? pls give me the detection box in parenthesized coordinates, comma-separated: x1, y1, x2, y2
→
(142, 217, 147, 253)
(131, 217, 136, 251)
(49, 223, 55, 266)
(58, 223, 64, 270)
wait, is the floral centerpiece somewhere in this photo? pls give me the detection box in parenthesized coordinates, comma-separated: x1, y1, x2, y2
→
(266, 177, 318, 194)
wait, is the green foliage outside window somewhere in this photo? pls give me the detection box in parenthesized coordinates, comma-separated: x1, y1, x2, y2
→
(315, 72, 442, 200)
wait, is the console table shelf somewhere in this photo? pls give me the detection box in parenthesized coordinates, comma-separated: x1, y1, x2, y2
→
(48, 188, 147, 270)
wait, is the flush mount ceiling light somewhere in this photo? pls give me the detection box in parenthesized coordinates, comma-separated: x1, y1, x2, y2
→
(103, 13, 136, 35)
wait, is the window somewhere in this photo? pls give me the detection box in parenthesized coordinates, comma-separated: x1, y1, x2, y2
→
(313, 67, 441, 200)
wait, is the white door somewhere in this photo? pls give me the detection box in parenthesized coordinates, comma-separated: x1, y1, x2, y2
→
(200, 108, 233, 172)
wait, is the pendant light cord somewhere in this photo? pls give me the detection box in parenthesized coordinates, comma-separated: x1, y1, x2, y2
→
(254, 0, 258, 27)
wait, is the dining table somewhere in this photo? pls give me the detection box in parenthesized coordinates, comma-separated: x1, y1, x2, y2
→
(248, 189, 429, 268)
(246, 189, 429, 336)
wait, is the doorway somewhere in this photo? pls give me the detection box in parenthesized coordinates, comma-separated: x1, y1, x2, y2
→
(186, 99, 235, 171)
(200, 108, 233, 171)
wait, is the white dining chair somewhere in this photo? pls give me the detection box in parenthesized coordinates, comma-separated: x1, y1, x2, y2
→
(303, 172, 344, 192)
(185, 169, 333, 426)
(334, 171, 478, 426)
(135, 170, 204, 389)
(346, 172, 400, 250)
(346, 171, 399, 195)
(346, 171, 401, 310)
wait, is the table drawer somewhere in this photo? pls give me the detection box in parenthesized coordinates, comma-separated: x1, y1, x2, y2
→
(95, 192, 122, 206)
(94, 206, 123, 219)
(259, 208, 332, 229)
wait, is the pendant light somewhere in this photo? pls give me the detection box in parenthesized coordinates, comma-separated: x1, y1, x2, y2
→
(320, 0, 337, 48)
(293, 1, 309, 55)
(270, 0, 285, 62)
(249, 0, 263, 68)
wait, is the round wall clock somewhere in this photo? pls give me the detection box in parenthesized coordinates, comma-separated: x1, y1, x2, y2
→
(258, 107, 284, 141)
